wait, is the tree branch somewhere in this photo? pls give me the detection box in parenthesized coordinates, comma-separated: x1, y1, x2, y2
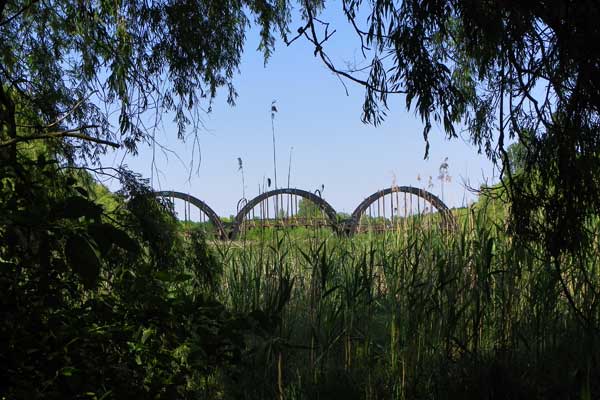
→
(304, 6, 406, 96)
(0, 126, 120, 148)
(1, 0, 40, 26)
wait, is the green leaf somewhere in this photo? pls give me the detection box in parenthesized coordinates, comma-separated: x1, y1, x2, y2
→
(141, 327, 154, 344)
(107, 226, 139, 253)
(87, 223, 112, 255)
(61, 366, 78, 376)
(155, 271, 171, 282)
(65, 234, 101, 289)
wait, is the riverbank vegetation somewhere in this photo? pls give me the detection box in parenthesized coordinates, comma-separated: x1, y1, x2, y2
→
(2, 0, 600, 398)
(4, 142, 599, 399)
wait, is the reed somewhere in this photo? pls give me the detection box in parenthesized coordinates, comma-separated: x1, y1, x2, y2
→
(210, 204, 600, 399)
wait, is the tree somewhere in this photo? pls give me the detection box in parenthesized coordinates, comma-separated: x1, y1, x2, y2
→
(0, 3, 291, 397)
(297, 198, 322, 218)
(0, 0, 289, 162)
(4, 0, 598, 257)
(1, 0, 599, 395)
(291, 0, 600, 255)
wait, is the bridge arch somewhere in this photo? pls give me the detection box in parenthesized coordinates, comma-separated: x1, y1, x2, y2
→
(348, 186, 455, 234)
(231, 188, 339, 239)
(154, 191, 227, 240)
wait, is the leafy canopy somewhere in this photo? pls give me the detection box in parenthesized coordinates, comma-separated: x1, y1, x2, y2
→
(0, 0, 289, 159)
(1, 3, 294, 397)
(294, 0, 600, 254)
(1, 1, 600, 396)
(2, 0, 599, 253)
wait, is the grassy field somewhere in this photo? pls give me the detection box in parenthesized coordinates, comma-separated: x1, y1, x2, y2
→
(192, 202, 600, 399)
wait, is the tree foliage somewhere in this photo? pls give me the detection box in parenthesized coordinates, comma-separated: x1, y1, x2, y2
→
(0, 0, 289, 160)
(0, 145, 282, 398)
(506, 140, 527, 175)
(1, 0, 599, 257)
(297, 198, 322, 218)
(0, 1, 293, 391)
(293, 0, 600, 255)
(2, 0, 600, 395)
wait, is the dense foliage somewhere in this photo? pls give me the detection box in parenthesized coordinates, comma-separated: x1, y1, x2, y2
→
(0, 4, 289, 395)
(0, 0, 288, 158)
(1, 0, 600, 398)
(297, 0, 600, 255)
(213, 215, 600, 399)
(1, 0, 599, 252)
(0, 145, 282, 398)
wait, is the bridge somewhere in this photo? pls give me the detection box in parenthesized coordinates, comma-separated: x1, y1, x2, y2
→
(155, 186, 456, 240)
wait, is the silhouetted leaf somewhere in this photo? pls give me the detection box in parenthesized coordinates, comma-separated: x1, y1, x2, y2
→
(88, 223, 139, 255)
(65, 234, 101, 289)
(58, 196, 102, 220)
(74, 186, 89, 198)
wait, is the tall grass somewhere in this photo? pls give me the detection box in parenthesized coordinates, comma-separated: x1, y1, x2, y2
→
(210, 205, 600, 399)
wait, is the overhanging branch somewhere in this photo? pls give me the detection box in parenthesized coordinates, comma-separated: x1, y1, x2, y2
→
(0, 126, 120, 149)
(303, 5, 406, 96)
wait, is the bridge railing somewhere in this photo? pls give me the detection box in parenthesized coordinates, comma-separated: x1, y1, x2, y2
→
(154, 186, 456, 240)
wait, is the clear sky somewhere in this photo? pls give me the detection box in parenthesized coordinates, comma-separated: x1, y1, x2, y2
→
(101, 7, 498, 217)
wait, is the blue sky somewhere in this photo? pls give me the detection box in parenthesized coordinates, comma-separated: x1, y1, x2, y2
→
(102, 7, 497, 217)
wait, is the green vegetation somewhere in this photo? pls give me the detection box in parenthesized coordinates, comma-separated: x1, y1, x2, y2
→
(5, 155, 600, 398)
(2, 0, 598, 257)
(206, 207, 600, 398)
(297, 198, 322, 219)
(0, 144, 261, 398)
(3, 137, 600, 398)
(2, 0, 600, 398)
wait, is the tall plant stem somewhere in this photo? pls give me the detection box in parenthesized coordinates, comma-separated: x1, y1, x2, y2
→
(271, 112, 278, 190)
(287, 146, 293, 188)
